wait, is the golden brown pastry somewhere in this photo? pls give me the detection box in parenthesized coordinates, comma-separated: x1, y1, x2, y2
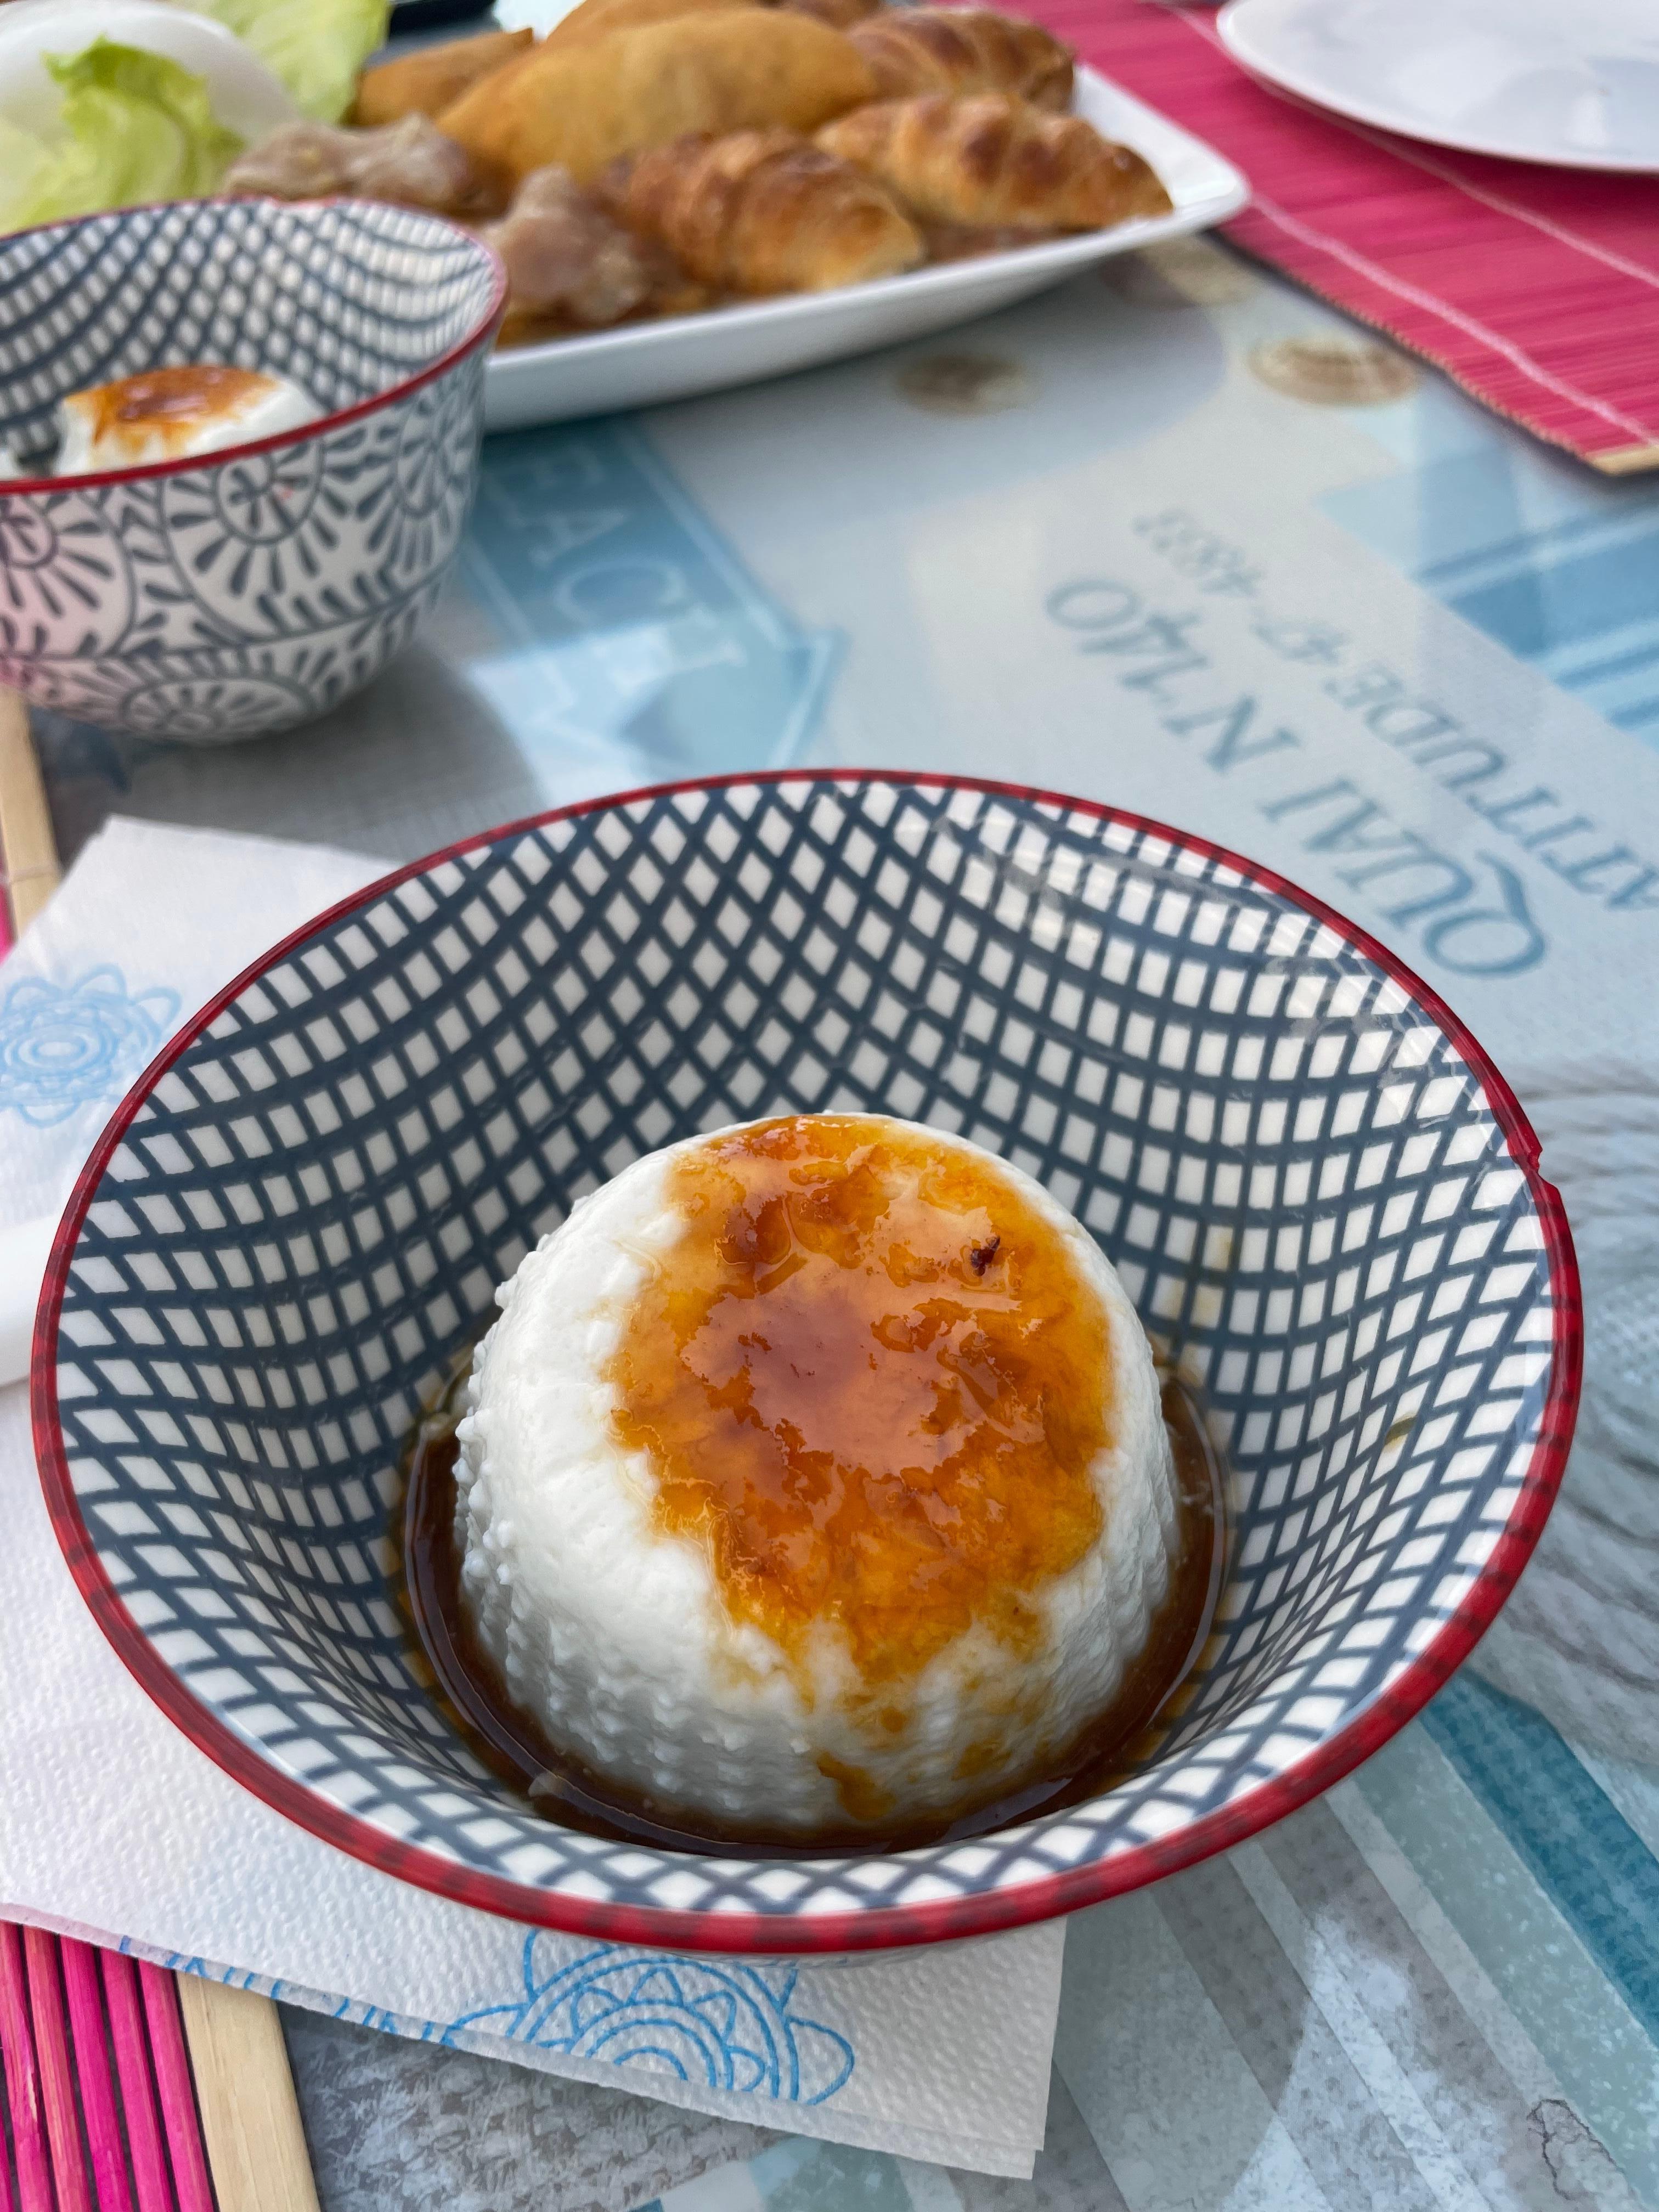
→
(848, 9, 1074, 111)
(352, 28, 533, 127)
(776, 0, 881, 25)
(438, 12, 877, 187)
(600, 130, 923, 293)
(819, 94, 1171, 230)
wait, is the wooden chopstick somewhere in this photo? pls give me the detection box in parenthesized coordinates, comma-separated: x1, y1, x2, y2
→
(0, 688, 59, 940)
(176, 1975, 323, 2212)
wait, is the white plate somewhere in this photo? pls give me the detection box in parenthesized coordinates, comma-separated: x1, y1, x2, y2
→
(481, 66, 1248, 431)
(1217, 0, 1659, 173)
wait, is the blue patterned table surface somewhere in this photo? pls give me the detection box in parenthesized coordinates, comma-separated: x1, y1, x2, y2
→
(26, 228, 1659, 2212)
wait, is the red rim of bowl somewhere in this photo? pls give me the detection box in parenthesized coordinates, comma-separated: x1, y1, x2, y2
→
(0, 196, 507, 498)
(31, 769, 1582, 1955)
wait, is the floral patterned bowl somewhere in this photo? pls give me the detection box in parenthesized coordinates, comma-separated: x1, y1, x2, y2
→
(0, 196, 504, 743)
(32, 775, 1580, 1954)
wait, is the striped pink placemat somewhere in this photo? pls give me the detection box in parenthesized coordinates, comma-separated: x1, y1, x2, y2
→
(0, 1925, 217, 2211)
(1032, 0, 1659, 473)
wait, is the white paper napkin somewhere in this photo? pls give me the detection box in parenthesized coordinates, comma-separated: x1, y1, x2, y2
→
(0, 819, 390, 1380)
(0, 816, 1063, 2180)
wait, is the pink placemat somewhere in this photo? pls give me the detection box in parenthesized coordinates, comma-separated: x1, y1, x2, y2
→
(0, 1924, 218, 2212)
(1030, 0, 1659, 473)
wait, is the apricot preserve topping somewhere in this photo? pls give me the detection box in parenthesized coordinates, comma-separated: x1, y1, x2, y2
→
(83, 366, 268, 444)
(608, 1115, 1113, 1687)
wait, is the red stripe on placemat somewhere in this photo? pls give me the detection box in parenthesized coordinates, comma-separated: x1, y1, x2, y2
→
(1031, 0, 1659, 471)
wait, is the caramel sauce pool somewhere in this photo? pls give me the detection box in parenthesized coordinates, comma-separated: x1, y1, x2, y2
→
(404, 1381, 1221, 1855)
(398, 1120, 1227, 1857)
(610, 1115, 1111, 1697)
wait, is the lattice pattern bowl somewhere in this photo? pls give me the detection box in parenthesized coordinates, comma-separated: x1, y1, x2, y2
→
(0, 197, 504, 741)
(32, 774, 1579, 1953)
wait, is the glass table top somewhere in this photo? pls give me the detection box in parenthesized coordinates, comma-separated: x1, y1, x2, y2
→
(27, 226, 1659, 2212)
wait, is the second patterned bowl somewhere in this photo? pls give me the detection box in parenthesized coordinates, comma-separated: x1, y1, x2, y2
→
(0, 196, 504, 743)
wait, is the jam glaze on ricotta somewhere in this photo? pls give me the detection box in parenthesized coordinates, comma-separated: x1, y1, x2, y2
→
(610, 1114, 1115, 1815)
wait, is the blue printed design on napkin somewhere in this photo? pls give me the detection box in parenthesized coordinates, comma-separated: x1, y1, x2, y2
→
(136, 1943, 455, 2045)
(0, 967, 179, 1126)
(447, 1937, 854, 2105)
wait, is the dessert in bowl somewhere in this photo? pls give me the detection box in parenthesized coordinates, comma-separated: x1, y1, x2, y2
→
(444, 1109, 1199, 1849)
(32, 773, 1578, 1950)
(0, 195, 503, 740)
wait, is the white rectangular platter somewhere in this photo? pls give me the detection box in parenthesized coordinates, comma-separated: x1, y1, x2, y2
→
(481, 65, 1250, 429)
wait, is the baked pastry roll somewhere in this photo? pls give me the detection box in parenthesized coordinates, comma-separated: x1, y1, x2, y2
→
(601, 129, 923, 292)
(353, 29, 533, 127)
(438, 12, 877, 185)
(819, 94, 1171, 230)
(848, 8, 1074, 111)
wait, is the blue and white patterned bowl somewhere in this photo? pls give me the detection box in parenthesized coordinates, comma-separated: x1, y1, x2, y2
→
(33, 774, 1580, 1953)
(0, 197, 504, 742)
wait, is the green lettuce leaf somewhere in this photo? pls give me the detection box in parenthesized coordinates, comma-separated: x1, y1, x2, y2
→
(0, 41, 242, 231)
(182, 0, 391, 123)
